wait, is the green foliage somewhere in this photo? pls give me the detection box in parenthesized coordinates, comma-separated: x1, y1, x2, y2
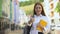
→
(0, 0, 2, 17)
(20, 0, 44, 7)
(20, 0, 44, 15)
(39, 0, 44, 2)
(26, 10, 33, 15)
(20, 1, 34, 7)
(55, 2, 60, 13)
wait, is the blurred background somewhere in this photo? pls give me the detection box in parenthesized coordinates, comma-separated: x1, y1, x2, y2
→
(0, 0, 60, 34)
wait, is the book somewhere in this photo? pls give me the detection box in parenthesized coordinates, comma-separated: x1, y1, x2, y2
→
(36, 19, 47, 32)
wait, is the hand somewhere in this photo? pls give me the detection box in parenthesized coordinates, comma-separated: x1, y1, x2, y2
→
(37, 24, 44, 29)
(28, 17, 35, 24)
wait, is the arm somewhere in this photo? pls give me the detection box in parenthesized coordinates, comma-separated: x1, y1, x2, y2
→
(43, 18, 51, 33)
(27, 17, 35, 26)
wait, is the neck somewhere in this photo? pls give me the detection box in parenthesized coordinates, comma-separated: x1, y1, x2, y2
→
(36, 14, 40, 16)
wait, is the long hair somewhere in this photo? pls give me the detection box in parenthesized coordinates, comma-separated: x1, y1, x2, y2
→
(33, 2, 46, 16)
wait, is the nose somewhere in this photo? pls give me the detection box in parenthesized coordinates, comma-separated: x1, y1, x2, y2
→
(37, 8, 40, 11)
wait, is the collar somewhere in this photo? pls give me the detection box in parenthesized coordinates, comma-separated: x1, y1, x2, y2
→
(34, 14, 43, 18)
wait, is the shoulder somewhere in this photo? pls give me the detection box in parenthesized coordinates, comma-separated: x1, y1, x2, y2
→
(41, 16, 50, 22)
(42, 16, 48, 19)
(41, 16, 51, 25)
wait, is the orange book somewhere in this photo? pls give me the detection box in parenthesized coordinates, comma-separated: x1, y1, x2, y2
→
(36, 19, 47, 32)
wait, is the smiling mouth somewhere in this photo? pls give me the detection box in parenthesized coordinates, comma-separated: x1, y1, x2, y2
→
(37, 11, 40, 12)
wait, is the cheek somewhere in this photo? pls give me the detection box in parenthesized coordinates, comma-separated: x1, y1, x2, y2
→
(35, 9, 42, 14)
(39, 9, 42, 12)
(38, 9, 42, 12)
(35, 9, 37, 13)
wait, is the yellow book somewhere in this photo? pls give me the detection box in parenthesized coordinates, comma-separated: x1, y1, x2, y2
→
(36, 19, 47, 32)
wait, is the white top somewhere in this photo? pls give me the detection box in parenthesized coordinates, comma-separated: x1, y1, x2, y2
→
(30, 14, 51, 34)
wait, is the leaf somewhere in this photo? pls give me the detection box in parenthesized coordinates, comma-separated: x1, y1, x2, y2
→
(55, 2, 60, 13)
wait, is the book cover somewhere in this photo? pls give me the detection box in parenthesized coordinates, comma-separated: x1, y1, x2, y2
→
(36, 19, 47, 31)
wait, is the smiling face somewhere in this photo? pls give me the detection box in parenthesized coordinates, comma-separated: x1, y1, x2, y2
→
(35, 5, 42, 16)
(34, 2, 46, 16)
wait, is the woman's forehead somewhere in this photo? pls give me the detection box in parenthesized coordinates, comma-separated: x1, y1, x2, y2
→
(35, 5, 42, 7)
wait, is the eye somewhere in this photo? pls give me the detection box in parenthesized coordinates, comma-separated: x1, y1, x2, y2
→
(35, 7, 38, 9)
(35, 7, 40, 9)
(39, 7, 41, 9)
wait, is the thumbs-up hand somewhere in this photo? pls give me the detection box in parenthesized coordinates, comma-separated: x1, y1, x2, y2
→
(28, 17, 35, 24)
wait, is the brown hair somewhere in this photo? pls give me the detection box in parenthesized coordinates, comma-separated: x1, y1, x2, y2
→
(33, 2, 46, 16)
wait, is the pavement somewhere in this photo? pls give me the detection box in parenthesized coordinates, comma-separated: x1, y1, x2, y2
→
(4, 29, 23, 34)
(0, 29, 60, 34)
(8, 30, 23, 34)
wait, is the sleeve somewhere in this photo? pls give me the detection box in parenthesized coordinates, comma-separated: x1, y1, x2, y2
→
(43, 17, 51, 32)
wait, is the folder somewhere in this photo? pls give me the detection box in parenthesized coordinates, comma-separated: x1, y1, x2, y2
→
(36, 19, 47, 32)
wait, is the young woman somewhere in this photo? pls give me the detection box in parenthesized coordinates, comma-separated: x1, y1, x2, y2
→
(28, 2, 51, 34)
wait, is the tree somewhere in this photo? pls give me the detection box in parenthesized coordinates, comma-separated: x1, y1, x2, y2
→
(0, 0, 2, 17)
(55, 2, 60, 16)
(20, 0, 44, 7)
